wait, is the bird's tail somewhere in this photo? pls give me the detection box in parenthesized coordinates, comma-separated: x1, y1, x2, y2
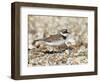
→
(32, 39, 44, 45)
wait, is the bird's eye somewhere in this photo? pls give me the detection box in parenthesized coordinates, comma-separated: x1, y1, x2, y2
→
(63, 30, 68, 33)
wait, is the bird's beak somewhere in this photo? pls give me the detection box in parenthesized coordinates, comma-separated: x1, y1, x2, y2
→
(67, 32, 70, 34)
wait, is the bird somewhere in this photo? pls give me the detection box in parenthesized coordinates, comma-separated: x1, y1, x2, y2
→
(31, 29, 78, 56)
(32, 29, 71, 47)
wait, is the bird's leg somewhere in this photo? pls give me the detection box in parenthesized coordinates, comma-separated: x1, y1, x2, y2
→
(68, 48, 71, 57)
(66, 42, 72, 57)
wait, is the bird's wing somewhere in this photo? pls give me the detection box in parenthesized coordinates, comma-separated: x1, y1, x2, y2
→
(44, 34, 63, 42)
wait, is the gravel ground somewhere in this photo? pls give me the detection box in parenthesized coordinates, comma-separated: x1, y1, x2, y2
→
(28, 44, 88, 66)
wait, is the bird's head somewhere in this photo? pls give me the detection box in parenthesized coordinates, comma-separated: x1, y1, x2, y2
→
(60, 29, 70, 37)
